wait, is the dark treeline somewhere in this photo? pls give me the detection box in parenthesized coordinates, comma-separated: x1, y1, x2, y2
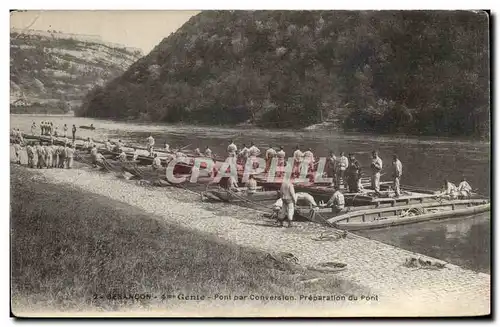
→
(77, 11, 490, 139)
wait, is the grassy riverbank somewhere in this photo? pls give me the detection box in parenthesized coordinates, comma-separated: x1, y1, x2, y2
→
(10, 166, 359, 315)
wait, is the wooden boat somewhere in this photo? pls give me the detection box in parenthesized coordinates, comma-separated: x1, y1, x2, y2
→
(296, 200, 414, 216)
(203, 187, 280, 203)
(321, 199, 490, 231)
(20, 133, 206, 160)
(17, 134, 488, 211)
(95, 148, 195, 176)
(47, 132, 230, 179)
(254, 175, 438, 206)
(343, 189, 441, 207)
(79, 125, 95, 130)
(250, 167, 473, 208)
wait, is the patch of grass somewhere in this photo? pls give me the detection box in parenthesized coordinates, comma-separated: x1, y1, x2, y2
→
(10, 166, 361, 313)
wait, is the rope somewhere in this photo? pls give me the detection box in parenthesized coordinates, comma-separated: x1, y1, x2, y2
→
(311, 210, 339, 229)
(99, 158, 127, 179)
(399, 206, 425, 218)
(74, 151, 95, 166)
(131, 165, 154, 180)
(121, 162, 142, 177)
(170, 178, 209, 202)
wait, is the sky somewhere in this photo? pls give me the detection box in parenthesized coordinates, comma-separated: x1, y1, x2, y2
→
(10, 10, 200, 54)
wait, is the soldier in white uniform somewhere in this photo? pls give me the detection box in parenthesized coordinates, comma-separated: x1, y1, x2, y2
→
(238, 144, 249, 163)
(370, 151, 383, 193)
(248, 142, 260, 157)
(279, 180, 297, 228)
(152, 153, 162, 170)
(147, 135, 155, 156)
(13, 141, 22, 164)
(204, 146, 212, 158)
(392, 154, 403, 197)
(292, 145, 304, 177)
(45, 143, 53, 168)
(65, 144, 75, 169)
(323, 186, 346, 215)
(265, 146, 276, 173)
(227, 140, 238, 166)
(458, 177, 473, 198)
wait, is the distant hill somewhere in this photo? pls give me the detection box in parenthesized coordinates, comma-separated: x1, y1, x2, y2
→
(10, 29, 142, 114)
(77, 11, 489, 138)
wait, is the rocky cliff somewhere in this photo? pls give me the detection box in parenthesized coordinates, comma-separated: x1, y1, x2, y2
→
(10, 29, 142, 114)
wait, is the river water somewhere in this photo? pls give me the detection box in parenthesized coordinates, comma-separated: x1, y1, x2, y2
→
(10, 114, 491, 273)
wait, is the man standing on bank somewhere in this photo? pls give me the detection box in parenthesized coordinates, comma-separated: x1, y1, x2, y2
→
(65, 144, 75, 169)
(265, 145, 276, 173)
(279, 179, 297, 228)
(227, 140, 238, 166)
(370, 151, 383, 194)
(392, 154, 403, 197)
(147, 134, 155, 156)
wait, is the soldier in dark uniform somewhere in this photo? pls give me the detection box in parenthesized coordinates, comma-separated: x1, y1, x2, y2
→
(347, 153, 362, 193)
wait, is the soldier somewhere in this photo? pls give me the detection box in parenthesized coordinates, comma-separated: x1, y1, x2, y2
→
(392, 154, 403, 197)
(370, 151, 383, 194)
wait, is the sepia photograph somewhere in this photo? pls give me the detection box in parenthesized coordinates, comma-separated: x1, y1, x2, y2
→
(9, 9, 491, 317)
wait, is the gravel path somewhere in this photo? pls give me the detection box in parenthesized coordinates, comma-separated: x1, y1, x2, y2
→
(11, 153, 490, 316)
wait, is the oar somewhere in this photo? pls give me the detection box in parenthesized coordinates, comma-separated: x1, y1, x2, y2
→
(172, 144, 192, 153)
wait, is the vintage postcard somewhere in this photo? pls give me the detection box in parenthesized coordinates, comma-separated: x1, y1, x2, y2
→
(9, 10, 491, 317)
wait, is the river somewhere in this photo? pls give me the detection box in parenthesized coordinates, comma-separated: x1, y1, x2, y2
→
(10, 114, 491, 273)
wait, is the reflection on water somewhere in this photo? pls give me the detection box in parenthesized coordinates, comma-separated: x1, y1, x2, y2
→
(355, 213, 491, 274)
(11, 115, 491, 273)
(444, 221, 472, 239)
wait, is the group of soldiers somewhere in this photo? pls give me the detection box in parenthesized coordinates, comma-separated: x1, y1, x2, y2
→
(224, 140, 404, 197)
(30, 121, 77, 141)
(11, 122, 81, 169)
(13, 125, 473, 205)
(11, 128, 24, 144)
(272, 179, 347, 228)
(442, 178, 473, 199)
(12, 139, 76, 169)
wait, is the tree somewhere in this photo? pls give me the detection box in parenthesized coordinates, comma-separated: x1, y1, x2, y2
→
(77, 10, 489, 138)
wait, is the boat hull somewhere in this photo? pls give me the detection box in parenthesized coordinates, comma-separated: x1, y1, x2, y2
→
(328, 200, 490, 231)
(204, 189, 280, 203)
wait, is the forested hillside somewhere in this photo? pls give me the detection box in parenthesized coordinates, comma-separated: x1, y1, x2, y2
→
(77, 11, 490, 138)
(10, 29, 142, 114)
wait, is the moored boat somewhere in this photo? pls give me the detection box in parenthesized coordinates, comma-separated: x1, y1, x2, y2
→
(254, 174, 439, 206)
(203, 187, 280, 203)
(16, 133, 489, 227)
(322, 199, 490, 231)
(79, 125, 95, 130)
(96, 148, 199, 176)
